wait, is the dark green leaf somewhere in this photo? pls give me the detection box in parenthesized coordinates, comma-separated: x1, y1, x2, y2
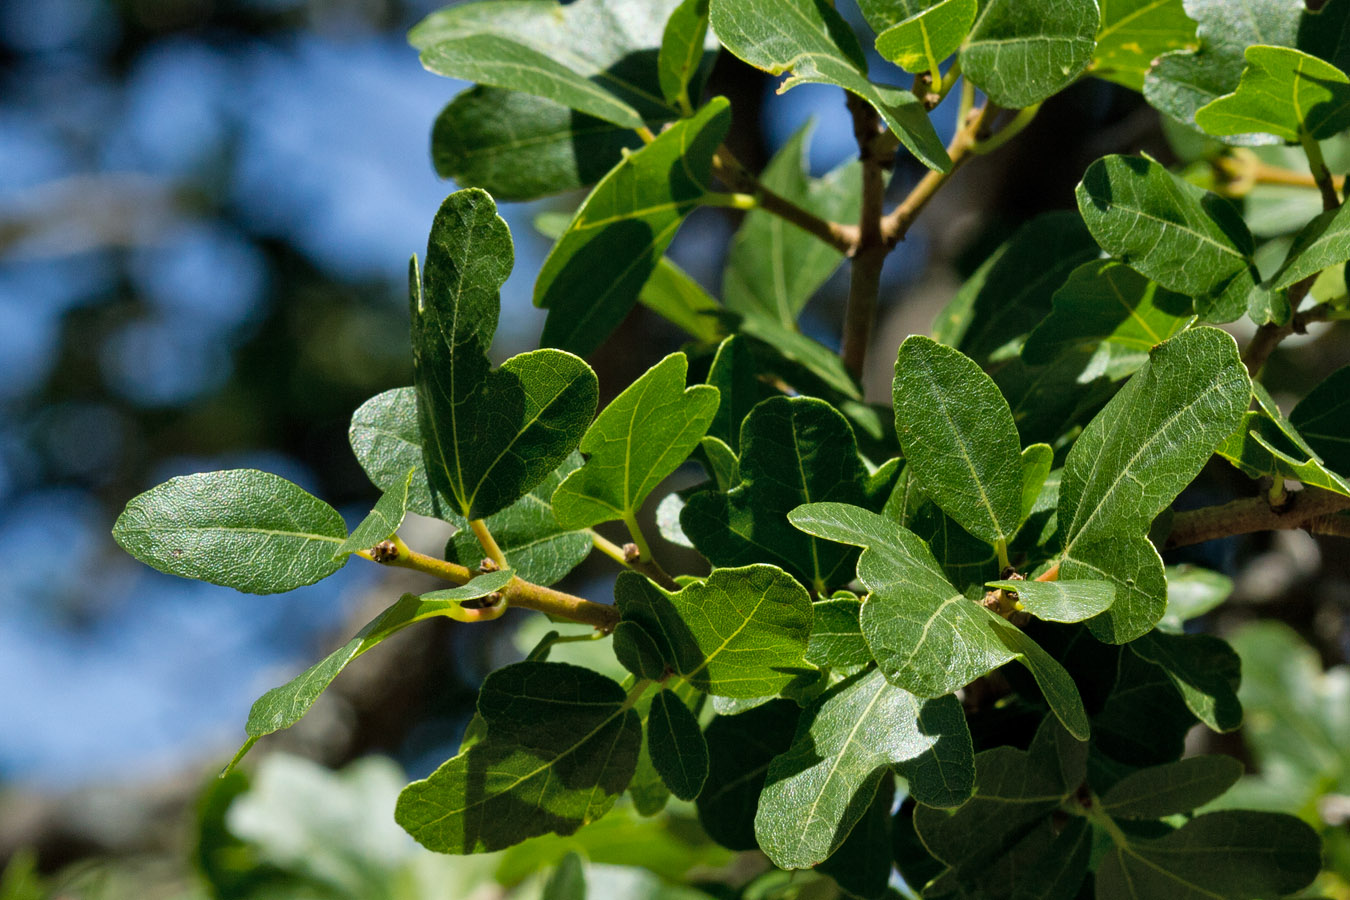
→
(1271, 203, 1350, 291)
(1131, 629, 1243, 732)
(1090, 641, 1198, 767)
(1099, 755, 1244, 818)
(816, 781, 895, 900)
(985, 579, 1115, 623)
(1076, 155, 1258, 322)
(335, 469, 413, 557)
(735, 315, 862, 401)
(697, 700, 800, 849)
(805, 595, 872, 669)
(1057, 327, 1250, 642)
(660, 0, 711, 109)
(682, 397, 873, 591)
(112, 470, 346, 595)
(413, 189, 598, 520)
(960, 0, 1101, 109)
(1008, 818, 1091, 900)
(791, 503, 1088, 738)
(755, 668, 974, 868)
(699, 436, 738, 491)
(1217, 410, 1350, 498)
(1291, 363, 1350, 474)
(708, 0, 951, 171)
(396, 662, 642, 853)
(1091, 0, 1196, 91)
(535, 98, 730, 357)
(640, 257, 725, 344)
(893, 335, 1024, 553)
(875, 0, 978, 75)
(1195, 45, 1350, 141)
(614, 564, 814, 697)
(704, 335, 779, 452)
(554, 353, 719, 528)
(648, 688, 709, 800)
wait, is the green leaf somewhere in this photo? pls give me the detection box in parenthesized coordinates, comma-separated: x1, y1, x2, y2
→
(1057, 327, 1250, 642)
(708, 0, 951, 171)
(1020, 260, 1195, 371)
(704, 335, 779, 452)
(816, 781, 894, 900)
(542, 853, 586, 900)
(350, 386, 448, 520)
(639, 257, 724, 345)
(1131, 629, 1243, 732)
(412, 189, 598, 521)
(1091, 0, 1197, 91)
(647, 688, 709, 800)
(985, 579, 1115, 623)
(1020, 443, 1053, 524)
(1143, 0, 1303, 139)
(697, 700, 800, 850)
(875, 0, 978, 75)
(445, 452, 593, 587)
(1160, 564, 1232, 632)
(1218, 410, 1350, 498)
(698, 437, 738, 491)
(1290, 363, 1350, 474)
(534, 98, 731, 357)
(722, 124, 861, 329)
(613, 564, 814, 697)
(681, 397, 873, 591)
(1076, 155, 1259, 322)
(554, 353, 720, 528)
(805, 594, 872, 669)
(791, 503, 1088, 738)
(1271, 202, 1350, 291)
(1098, 755, 1244, 818)
(1196, 45, 1350, 142)
(893, 335, 1024, 552)
(1095, 810, 1321, 900)
(659, 0, 711, 109)
(335, 469, 413, 558)
(112, 470, 346, 595)
(734, 315, 862, 401)
(395, 661, 642, 853)
(959, 0, 1101, 109)
(755, 668, 974, 868)
(241, 570, 515, 745)
(1090, 641, 1198, 766)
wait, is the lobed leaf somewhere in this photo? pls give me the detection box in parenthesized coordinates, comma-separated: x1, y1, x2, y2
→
(1131, 629, 1243, 732)
(959, 0, 1101, 109)
(805, 594, 871, 669)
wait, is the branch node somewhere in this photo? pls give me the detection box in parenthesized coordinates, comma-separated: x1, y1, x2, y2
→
(371, 540, 399, 563)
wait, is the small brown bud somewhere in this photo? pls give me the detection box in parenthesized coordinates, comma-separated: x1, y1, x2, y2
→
(622, 542, 641, 563)
(479, 557, 500, 573)
(372, 540, 399, 563)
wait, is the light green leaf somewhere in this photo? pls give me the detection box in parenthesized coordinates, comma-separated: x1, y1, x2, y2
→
(535, 98, 730, 357)
(1217, 410, 1350, 498)
(1021, 260, 1195, 371)
(639, 257, 724, 344)
(413, 189, 598, 521)
(1090, 0, 1196, 91)
(876, 0, 978, 75)
(659, 0, 711, 109)
(613, 564, 813, 697)
(1160, 564, 1232, 632)
(647, 688, 709, 800)
(697, 700, 800, 850)
(708, 0, 951, 171)
(350, 386, 448, 520)
(754, 668, 973, 869)
(985, 579, 1115, 623)
(722, 124, 861, 329)
(805, 595, 872, 669)
(855, 0, 932, 32)
(1076, 155, 1259, 322)
(554, 353, 720, 528)
(1271, 202, 1350, 291)
(959, 0, 1101, 109)
(1196, 44, 1350, 142)
(1058, 327, 1250, 642)
(445, 452, 593, 587)
(1095, 810, 1321, 900)
(242, 570, 515, 746)
(681, 397, 873, 591)
(1020, 443, 1053, 524)
(1131, 630, 1243, 732)
(699, 436, 738, 491)
(396, 661, 641, 853)
(112, 470, 346, 595)
(1099, 755, 1244, 818)
(335, 469, 414, 558)
(791, 503, 1088, 738)
(1290, 362, 1350, 474)
(542, 853, 585, 900)
(893, 335, 1024, 551)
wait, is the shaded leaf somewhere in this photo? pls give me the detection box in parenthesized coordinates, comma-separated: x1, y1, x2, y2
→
(640, 257, 724, 344)
(1099, 755, 1243, 818)
(704, 335, 779, 452)
(697, 700, 800, 849)
(335, 469, 414, 558)
(875, 0, 978, 75)
(1160, 564, 1232, 632)
(1131, 629, 1243, 732)
(660, 0, 711, 109)
(647, 688, 709, 800)
(985, 579, 1115, 623)
(960, 0, 1101, 109)
(542, 853, 586, 900)
(1091, 0, 1196, 91)
(349, 386, 446, 519)
(816, 781, 894, 900)
(1196, 44, 1350, 142)
(1291, 362, 1350, 474)
(1020, 444, 1053, 525)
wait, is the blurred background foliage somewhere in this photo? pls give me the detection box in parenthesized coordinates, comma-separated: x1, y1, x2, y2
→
(2, 0, 1349, 896)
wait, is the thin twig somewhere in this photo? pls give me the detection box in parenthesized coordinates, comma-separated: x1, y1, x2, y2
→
(711, 146, 858, 253)
(1242, 292, 1331, 377)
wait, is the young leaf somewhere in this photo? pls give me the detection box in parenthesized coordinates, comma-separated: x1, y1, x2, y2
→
(445, 452, 594, 587)
(681, 397, 873, 591)
(553, 353, 720, 529)
(1271, 202, 1350, 291)
(659, 0, 711, 109)
(1098, 755, 1244, 819)
(1020, 443, 1053, 524)
(1090, 0, 1197, 91)
(959, 0, 1101, 109)
(1131, 630, 1243, 732)
(412, 189, 598, 521)
(1196, 44, 1350, 143)
(791, 503, 1089, 738)
(1218, 410, 1350, 498)
(112, 470, 346, 595)
(722, 124, 861, 329)
(875, 0, 978, 75)
(396, 662, 642, 853)
(334, 469, 413, 558)
(1076, 155, 1259, 322)
(1058, 327, 1250, 642)
(697, 700, 800, 849)
(647, 688, 709, 801)
(1094, 810, 1321, 900)
(708, 0, 951, 172)
(613, 564, 814, 697)
(985, 579, 1115, 623)
(893, 335, 1024, 553)
(534, 98, 730, 357)
(754, 669, 974, 869)
(1290, 363, 1350, 474)
(805, 594, 871, 669)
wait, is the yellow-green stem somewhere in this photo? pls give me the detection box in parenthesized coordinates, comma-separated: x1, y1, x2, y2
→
(357, 534, 473, 583)
(470, 518, 507, 569)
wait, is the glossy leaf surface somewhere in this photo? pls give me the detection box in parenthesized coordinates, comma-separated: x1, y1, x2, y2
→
(1195, 44, 1350, 141)
(960, 0, 1101, 109)
(985, 579, 1115, 623)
